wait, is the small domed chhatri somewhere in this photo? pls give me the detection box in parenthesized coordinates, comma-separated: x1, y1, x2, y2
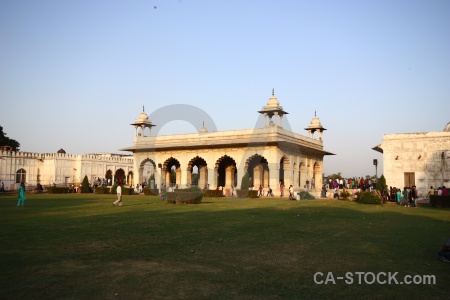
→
(305, 111, 327, 141)
(257, 89, 289, 128)
(57, 148, 66, 154)
(199, 121, 208, 133)
(135, 111, 150, 124)
(130, 105, 156, 137)
(266, 93, 280, 107)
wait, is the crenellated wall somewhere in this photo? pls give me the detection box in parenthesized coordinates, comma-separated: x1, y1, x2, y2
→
(0, 151, 134, 191)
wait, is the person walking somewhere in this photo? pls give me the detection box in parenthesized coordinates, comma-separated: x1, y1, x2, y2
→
(113, 185, 122, 206)
(17, 182, 26, 207)
(258, 184, 263, 197)
(289, 185, 294, 200)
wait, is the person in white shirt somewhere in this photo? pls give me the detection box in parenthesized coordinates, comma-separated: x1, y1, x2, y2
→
(113, 185, 122, 206)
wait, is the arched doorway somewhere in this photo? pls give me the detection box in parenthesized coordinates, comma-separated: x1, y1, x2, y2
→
(246, 154, 269, 188)
(313, 162, 321, 190)
(16, 168, 26, 184)
(216, 155, 237, 188)
(127, 171, 134, 187)
(115, 169, 125, 185)
(140, 158, 156, 186)
(105, 170, 113, 186)
(163, 157, 181, 188)
(188, 156, 208, 188)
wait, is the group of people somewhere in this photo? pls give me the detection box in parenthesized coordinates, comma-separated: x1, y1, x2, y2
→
(388, 186, 419, 207)
(258, 184, 274, 197)
(324, 177, 377, 191)
(427, 185, 448, 197)
(387, 185, 448, 207)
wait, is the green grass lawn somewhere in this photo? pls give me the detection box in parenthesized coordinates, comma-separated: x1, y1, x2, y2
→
(1, 193, 449, 299)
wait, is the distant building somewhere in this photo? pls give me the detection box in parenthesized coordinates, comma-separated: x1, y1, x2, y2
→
(0, 149, 133, 191)
(373, 122, 450, 196)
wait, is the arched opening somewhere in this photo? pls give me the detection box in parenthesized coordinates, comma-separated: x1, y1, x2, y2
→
(115, 169, 125, 185)
(127, 171, 134, 187)
(105, 170, 113, 186)
(293, 162, 298, 187)
(313, 162, 321, 190)
(280, 155, 291, 188)
(16, 168, 26, 184)
(216, 155, 237, 188)
(299, 161, 307, 189)
(246, 155, 269, 188)
(188, 156, 208, 188)
(163, 157, 181, 188)
(140, 159, 156, 186)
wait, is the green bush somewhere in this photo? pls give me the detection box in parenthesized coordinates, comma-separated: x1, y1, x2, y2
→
(122, 187, 135, 195)
(143, 188, 159, 196)
(357, 191, 382, 204)
(165, 191, 203, 204)
(299, 191, 316, 200)
(204, 190, 224, 197)
(339, 190, 351, 200)
(430, 195, 450, 208)
(81, 175, 90, 193)
(95, 187, 110, 194)
(188, 185, 202, 192)
(46, 186, 69, 194)
(248, 190, 259, 198)
(236, 190, 259, 198)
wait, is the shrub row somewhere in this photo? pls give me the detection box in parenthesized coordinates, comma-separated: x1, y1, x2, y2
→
(95, 187, 110, 194)
(356, 191, 382, 204)
(339, 190, 352, 200)
(203, 190, 224, 197)
(46, 186, 70, 194)
(143, 188, 159, 196)
(430, 195, 450, 208)
(299, 191, 315, 200)
(165, 191, 203, 204)
(236, 190, 259, 198)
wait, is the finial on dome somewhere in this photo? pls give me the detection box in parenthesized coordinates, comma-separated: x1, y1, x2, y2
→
(143, 105, 145, 112)
(315, 110, 316, 117)
(272, 88, 274, 96)
(199, 121, 208, 133)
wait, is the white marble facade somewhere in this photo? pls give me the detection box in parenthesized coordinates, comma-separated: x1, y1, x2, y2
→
(373, 123, 450, 197)
(0, 151, 133, 191)
(121, 93, 333, 194)
(0, 93, 334, 194)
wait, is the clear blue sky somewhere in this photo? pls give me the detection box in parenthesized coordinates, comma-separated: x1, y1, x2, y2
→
(1, 0, 449, 178)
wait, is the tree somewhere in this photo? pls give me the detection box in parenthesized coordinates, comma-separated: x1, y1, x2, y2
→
(0, 125, 20, 151)
(81, 175, 90, 193)
(240, 172, 250, 190)
(191, 173, 199, 186)
(376, 174, 388, 194)
(170, 169, 176, 185)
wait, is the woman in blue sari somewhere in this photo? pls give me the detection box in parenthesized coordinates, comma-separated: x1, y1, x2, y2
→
(17, 182, 26, 207)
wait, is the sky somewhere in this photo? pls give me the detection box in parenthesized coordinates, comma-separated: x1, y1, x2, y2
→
(0, 0, 449, 178)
